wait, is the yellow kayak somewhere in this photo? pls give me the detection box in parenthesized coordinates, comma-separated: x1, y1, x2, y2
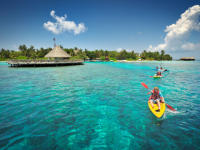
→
(153, 75, 162, 78)
(148, 100, 166, 118)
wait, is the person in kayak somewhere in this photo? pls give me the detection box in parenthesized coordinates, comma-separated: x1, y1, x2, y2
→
(164, 69, 168, 72)
(156, 71, 162, 76)
(149, 87, 165, 111)
(161, 67, 168, 71)
(160, 67, 168, 72)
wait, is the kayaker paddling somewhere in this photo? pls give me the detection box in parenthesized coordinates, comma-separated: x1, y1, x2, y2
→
(141, 82, 176, 118)
(160, 67, 168, 72)
(149, 87, 165, 111)
(156, 71, 162, 76)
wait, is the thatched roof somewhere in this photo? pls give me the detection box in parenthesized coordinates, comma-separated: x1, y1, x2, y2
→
(45, 46, 71, 58)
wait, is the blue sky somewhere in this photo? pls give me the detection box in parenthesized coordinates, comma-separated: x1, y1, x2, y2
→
(0, 0, 199, 59)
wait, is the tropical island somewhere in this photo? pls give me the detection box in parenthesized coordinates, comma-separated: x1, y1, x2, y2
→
(0, 44, 172, 62)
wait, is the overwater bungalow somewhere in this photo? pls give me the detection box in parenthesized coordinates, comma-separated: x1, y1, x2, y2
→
(180, 57, 195, 61)
(7, 45, 83, 67)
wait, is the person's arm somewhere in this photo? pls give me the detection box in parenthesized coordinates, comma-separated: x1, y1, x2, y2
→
(147, 90, 153, 95)
(161, 97, 165, 102)
(159, 92, 165, 102)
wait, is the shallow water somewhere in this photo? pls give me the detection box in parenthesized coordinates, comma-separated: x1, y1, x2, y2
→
(0, 61, 200, 150)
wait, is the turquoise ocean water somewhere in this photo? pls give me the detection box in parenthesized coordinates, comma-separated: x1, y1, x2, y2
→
(0, 61, 200, 150)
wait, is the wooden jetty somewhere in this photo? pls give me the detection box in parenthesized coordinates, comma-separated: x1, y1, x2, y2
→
(7, 44, 84, 67)
(7, 60, 84, 67)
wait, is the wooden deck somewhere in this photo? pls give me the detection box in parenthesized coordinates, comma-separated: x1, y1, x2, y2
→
(7, 60, 84, 67)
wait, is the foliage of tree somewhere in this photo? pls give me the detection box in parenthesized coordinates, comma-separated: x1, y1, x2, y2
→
(0, 44, 172, 61)
(140, 50, 172, 60)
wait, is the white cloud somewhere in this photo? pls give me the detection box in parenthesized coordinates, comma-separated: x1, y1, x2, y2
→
(116, 48, 135, 52)
(147, 45, 153, 51)
(149, 5, 200, 52)
(116, 48, 123, 52)
(44, 10, 86, 35)
(181, 42, 200, 50)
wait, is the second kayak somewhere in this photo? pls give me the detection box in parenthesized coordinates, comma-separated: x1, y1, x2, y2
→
(153, 75, 162, 78)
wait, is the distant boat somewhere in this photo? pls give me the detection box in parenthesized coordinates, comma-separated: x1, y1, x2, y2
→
(180, 57, 195, 61)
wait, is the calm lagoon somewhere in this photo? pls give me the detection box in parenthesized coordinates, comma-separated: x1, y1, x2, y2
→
(0, 61, 200, 149)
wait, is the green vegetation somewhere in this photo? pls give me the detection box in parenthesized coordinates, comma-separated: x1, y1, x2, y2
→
(0, 44, 172, 61)
(0, 45, 52, 60)
(140, 50, 172, 60)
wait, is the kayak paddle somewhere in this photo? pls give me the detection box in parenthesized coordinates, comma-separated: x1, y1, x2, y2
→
(141, 82, 149, 89)
(141, 82, 176, 111)
(166, 104, 176, 111)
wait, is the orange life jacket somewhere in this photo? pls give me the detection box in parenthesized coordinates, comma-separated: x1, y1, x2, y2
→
(150, 90, 161, 100)
(157, 72, 161, 76)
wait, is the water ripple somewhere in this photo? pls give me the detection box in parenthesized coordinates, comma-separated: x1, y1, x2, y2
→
(0, 61, 200, 149)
